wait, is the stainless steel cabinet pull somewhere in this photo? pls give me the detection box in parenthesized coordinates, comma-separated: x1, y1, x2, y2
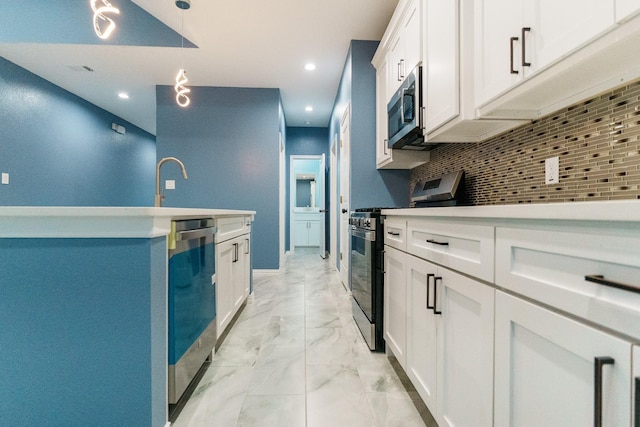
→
(594, 356, 615, 427)
(426, 273, 435, 310)
(398, 62, 402, 82)
(400, 59, 405, 80)
(510, 37, 519, 74)
(245, 238, 249, 255)
(383, 138, 389, 155)
(585, 274, 640, 294)
(521, 27, 531, 67)
(387, 231, 400, 236)
(233, 243, 239, 263)
(635, 377, 639, 427)
(433, 276, 442, 315)
(426, 239, 449, 246)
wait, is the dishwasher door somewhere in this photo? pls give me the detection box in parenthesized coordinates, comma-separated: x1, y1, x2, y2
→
(168, 218, 217, 404)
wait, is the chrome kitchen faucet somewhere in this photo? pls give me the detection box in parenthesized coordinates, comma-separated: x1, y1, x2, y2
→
(155, 157, 188, 207)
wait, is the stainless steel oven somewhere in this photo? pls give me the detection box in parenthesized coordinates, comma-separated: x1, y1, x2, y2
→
(349, 209, 385, 351)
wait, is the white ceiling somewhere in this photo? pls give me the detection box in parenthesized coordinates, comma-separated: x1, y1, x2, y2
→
(0, 0, 398, 135)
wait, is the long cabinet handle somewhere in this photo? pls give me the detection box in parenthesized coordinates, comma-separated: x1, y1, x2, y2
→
(397, 62, 402, 82)
(635, 377, 639, 427)
(387, 231, 400, 236)
(426, 273, 435, 310)
(594, 356, 615, 427)
(521, 27, 531, 67)
(399, 59, 405, 80)
(233, 243, 239, 263)
(510, 37, 519, 74)
(427, 239, 449, 246)
(585, 274, 640, 294)
(245, 238, 250, 255)
(433, 277, 442, 315)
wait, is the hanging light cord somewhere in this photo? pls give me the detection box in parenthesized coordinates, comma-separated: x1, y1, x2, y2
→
(175, 1, 191, 107)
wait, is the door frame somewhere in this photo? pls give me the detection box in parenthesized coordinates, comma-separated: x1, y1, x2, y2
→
(329, 135, 338, 269)
(289, 154, 326, 254)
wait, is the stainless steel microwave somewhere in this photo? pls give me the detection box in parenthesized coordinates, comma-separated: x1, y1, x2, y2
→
(387, 65, 427, 150)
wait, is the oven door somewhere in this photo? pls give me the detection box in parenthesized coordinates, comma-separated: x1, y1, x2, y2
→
(350, 226, 376, 322)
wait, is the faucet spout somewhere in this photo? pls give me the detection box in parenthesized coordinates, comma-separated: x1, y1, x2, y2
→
(155, 157, 188, 207)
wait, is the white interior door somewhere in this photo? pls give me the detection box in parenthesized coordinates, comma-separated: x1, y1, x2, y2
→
(279, 132, 285, 268)
(318, 153, 326, 259)
(339, 106, 351, 290)
(330, 136, 338, 269)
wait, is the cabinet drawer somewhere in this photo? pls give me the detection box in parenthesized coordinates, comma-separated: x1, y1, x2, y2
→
(216, 216, 251, 243)
(407, 219, 494, 282)
(495, 226, 640, 341)
(384, 218, 407, 251)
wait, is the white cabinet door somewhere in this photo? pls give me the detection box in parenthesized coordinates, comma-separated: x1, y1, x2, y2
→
(525, 0, 614, 75)
(475, 0, 524, 106)
(383, 245, 407, 369)
(425, 0, 459, 133)
(406, 254, 438, 409)
(436, 266, 494, 427)
(232, 237, 247, 310)
(307, 220, 321, 247)
(616, 0, 640, 21)
(402, 0, 421, 76)
(216, 239, 235, 338)
(387, 33, 404, 96)
(294, 220, 308, 247)
(375, 58, 392, 167)
(495, 291, 631, 427)
(634, 345, 640, 427)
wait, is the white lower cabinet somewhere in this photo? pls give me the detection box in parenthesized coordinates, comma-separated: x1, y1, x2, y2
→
(494, 291, 632, 427)
(405, 252, 495, 427)
(384, 245, 408, 369)
(216, 218, 251, 339)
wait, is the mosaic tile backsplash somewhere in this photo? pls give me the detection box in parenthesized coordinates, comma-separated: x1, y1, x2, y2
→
(410, 79, 640, 205)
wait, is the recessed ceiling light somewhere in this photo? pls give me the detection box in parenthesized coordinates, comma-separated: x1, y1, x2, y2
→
(118, 92, 130, 99)
(305, 106, 313, 112)
(305, 63, 316, 71)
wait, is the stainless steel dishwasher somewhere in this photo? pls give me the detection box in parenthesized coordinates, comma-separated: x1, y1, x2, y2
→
(168, 218, 217, 404)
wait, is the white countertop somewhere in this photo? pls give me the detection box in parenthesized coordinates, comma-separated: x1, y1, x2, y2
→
(382, 200, 640, 222)
(0, 207, 256, 238)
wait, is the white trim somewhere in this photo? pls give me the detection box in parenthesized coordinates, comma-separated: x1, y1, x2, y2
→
(253, 268, 284, 275)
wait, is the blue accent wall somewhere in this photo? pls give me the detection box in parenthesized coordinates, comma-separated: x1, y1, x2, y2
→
(0, 57, 156, 206)
(285, 127, 329, 252)
(328, 40, 411, 269)
(0, 236, 167, 425)
(156, 85, 281, 270)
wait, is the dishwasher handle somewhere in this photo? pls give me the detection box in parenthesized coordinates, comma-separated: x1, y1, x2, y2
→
(175, 226, 217, 241)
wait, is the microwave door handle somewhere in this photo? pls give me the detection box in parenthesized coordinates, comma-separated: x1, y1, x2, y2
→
(402, 88, 414, 123)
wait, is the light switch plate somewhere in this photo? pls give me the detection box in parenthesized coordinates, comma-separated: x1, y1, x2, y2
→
(1, 173, 8, 185)
(545, 157, 559, 184)
(165, 179, 175, 190)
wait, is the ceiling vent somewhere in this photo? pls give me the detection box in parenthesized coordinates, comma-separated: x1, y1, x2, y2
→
(68, 65, 95, 72)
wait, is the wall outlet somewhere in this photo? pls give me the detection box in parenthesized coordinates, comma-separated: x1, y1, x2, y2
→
(545, 157, 559, 184)
(165, 180, 175, 190)
(1, 173, 8, 185)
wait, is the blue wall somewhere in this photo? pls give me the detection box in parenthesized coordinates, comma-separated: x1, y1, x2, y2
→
(285, 127, 329, 252)
(0, 236, 167, 425)
(156, 86, 281, 270)
(329, 41, 411, 269)
(0, 57, 156, 206)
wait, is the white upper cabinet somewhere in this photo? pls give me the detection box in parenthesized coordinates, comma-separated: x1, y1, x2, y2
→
(424, 0, 459, 133)
(616, 0, 640, 22)
(372, 0, 430, 169)
(387, 0, 422, 96)
(475, 0, 615, 107)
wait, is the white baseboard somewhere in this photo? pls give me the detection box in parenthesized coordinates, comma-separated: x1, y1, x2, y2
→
(165, 422, 172, 427)
(254, 268, 283, 275)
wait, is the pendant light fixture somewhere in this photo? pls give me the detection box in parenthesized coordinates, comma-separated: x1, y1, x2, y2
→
(90, 0, 120, 40)
(175, 0, 191, 107)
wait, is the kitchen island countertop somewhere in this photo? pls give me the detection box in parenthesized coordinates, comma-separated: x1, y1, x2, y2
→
(0, 206, 256, 238)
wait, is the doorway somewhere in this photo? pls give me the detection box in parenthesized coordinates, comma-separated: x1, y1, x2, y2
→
(289, 155, 326, 258)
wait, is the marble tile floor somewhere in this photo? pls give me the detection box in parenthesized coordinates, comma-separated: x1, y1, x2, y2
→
(172, 248, 438, 427)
